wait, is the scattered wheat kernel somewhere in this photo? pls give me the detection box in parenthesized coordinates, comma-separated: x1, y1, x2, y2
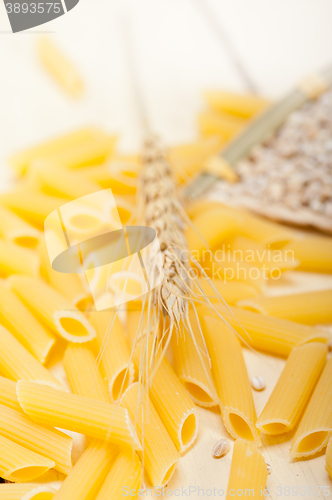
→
(266, 461, 271, 474)
(251, 376, 266, 391)
(212, 438, 230, 458)
(327, 341, 332, 353)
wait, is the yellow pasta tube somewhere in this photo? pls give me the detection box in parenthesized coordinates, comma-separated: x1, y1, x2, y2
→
(96, 450, 142, 500)
(0, 404, 72, 475)
(201, 315, 261, 445)
(204, 90, 270, 118)
(0, 205, 41, 249)
(37, 36, 83, 98)
(284, 236, 332, 273)
(10, 276, 96, 343)
(238, 289, 332, 325)
(39, 238, 92, 312)
(17, 381, 141, 450)
(120, 382, 180, 487)
(0, 281, 55, 364)
(63, 344, 111, 403)
(326, 438, 332, 479)
(0, 240, 39, 277)
(9, 128, 101, 175)
(172, 311, 219, 408)
(0, 325, 61, 388)
(198, 109, 245, 138)
(0, 190, 66, 229)
(89, 311, 134, 402)
(52, 441, 117, 500)
(199, 305, 329, 358)
(234, 209, 294, 247)
(0, 484, 56, 499)
(226, 439, 268, 499)
(133, 341, 199, 453)
(0, 434, 55, 483)
(81, 159, 139, 194)
(196, 277, 260, 305)
(290, 357, 332, 458)
(0, 376, 22, 412)
(256, 343, 327, 435)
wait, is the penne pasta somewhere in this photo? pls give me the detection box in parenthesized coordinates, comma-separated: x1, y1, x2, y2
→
(284, 235, 332, 273)
(9, 276, 96, 343)
(0, 280, 55, 364)
(238, 289, 332, 325)
(0, 483, 56, 500)
(0, 190, 66, 229)
(0, 325, 61, 388)
(0, 434, 55, 483)
(17, 381, 141, 450)
(52, 441, 117, 500)
(81, 160, 138, 195)
(196, 277, 260, 305)
(199, 305, 329, 358)
(95, 450, 142, 500)
(39, 238, 92, 312)
(120, 382, 180, 488)
(226, 439, 268, 499)
(290, 357, 332, 458)
(0, 240, 39, 277)
(204, 90, 270, 118)
(172, 311, 219, 408)
(9, 127, 101, 175)
(133, 339, 199, 453)
(89, 311, 134, 402)
(0, 205, 41, 249)
(201, 315, 261, 446)
(37, 36, 84, 98)
(0, 404, 72, 475)
(256, 343, 327, 435)
(326, 438, 332, 479)
(235, 210, 295, 247)
(0, 376, 22, 413)
(63, 344, 111, 403)
(198, 109, 245, 139)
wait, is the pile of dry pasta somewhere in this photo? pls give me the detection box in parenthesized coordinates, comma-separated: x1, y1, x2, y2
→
(0, 37, 331, 500)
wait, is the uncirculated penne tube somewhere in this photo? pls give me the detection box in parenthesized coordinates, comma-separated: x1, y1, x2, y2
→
(0, 190, 66, 229)
(327, 438, 332, 478)
(172, 311, 219, 408)
(201, 315, 261, 445)
(81, 160, 138, 195)
(9, 127, 102, 175)
(0, 434, 55, 483)
(63, 344, 111, 403)
(256, 343, 327, 435)
(203, 256, 266, 289)
(0, 325, 61, 388)
(0, 404, 72, 475)
(133, 340, 199, 453)
(290, 357, 332, 458)
(52, 441, 117, 500)
(0, 280, 55, 364)
(0, 240, 39, 277)
(10, 276, 96, 343)
(96, 450, 142, 500)
(204, 90, 270, 118)
(17, 381, 141, 450)
(0, 483, 56, 499)
(238, 289, 332, 325)
(120, 382, 180, 487)
(0, 205, 41, 249)
(37, 36, 83, 98)
(89, 311, 134, 401)
(40, 238, 92, 312)
(284, 236, 332, 273)
(0, 376, 22, 413)
(198, 109, 245, 138)
(196, 277, 260, 305)
(226, 439, 268, 499)
(199, 305, 329, 358)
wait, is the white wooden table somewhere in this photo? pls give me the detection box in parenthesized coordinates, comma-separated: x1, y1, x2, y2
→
(0, 1, 332, 497)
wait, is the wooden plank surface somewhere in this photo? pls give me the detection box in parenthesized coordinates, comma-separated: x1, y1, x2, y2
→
(0, 0, 332, 497)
